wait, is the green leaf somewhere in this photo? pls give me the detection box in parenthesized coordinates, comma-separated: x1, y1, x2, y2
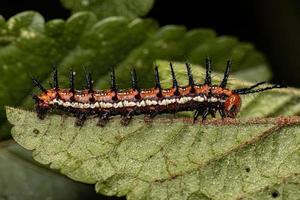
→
(6, 61, 300, 200)
(0, 11, 270, 141)
(6, 107, 300, 200)
(0, 141, 103, 199)
(60, 0, 154, 19)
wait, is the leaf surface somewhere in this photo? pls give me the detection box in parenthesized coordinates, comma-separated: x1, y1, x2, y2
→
(6, 106, 300, 200)
(6, 62, 300, 200)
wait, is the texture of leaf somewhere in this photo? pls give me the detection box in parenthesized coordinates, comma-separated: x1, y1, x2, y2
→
(6, 107, 300, 200)
(0, 141, 102, 200)
(60, 0, 154, 19)
(0, 10, 270, 141)
(6, 61, 300, 199)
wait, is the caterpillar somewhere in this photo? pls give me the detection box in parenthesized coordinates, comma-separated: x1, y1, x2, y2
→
(31, 58, 284, 126)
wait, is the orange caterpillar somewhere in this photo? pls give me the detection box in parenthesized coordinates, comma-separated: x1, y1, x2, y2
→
(32, 58, 284, 126)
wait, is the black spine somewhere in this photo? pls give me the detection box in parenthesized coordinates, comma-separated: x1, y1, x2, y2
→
(85, 72, 93, 93)
(131, 68, 139, 92)
(220, 59, 232, 88)
(235, 83, 285, 95)
(69, 70, 75, 92)
(52, 67, 59, 90)
(154, 66, 162, 92)
(233, 81, 267, 94)
(31, 77, 47, 93)
(170, 62, 179, 95)
(186, 62, 194, 88)
(110, 67, 117, 92)
(204, 57, 212, 85)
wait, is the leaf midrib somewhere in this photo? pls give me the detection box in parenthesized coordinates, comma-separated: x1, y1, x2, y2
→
(120, 118, 299, 199)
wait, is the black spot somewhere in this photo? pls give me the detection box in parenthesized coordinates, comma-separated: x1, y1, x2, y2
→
(245, 167, 250, 172)
(156, 92, 163, 98)
(89, 96, 95, 102)
(271, 190, 279, 198)
(112, 95, 118, 101)
(135, 94, 141, 99)
(173, 90, 180, 96)
(70, 95, 75, 102)
(33, 129, 40, 135)
(189, 87, 195, 93)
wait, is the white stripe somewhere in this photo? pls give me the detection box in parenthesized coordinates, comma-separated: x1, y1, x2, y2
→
(49, 94, 226, 110)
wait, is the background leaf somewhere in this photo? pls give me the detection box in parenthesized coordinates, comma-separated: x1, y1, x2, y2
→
(6, 61, 300, 200)
(60, 0, 155, 19)
(0, 141, 104, 200)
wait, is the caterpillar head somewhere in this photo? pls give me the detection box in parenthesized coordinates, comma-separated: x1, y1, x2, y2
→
(224, 93, 241, 118)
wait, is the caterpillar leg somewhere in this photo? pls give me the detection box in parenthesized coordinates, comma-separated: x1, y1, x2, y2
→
(209, 108, 216, 118)
(120, 109, 134, 126)
(75, 112, 86, 126)
(144, 110, 159, 123)
(201, 108, 209, 122)
(218, 108, 226, 119)
(193, 110, 200, 124)
(36, 107, 48, 120)
(97, 111, 110, 127)
(193, 108, 209, 123)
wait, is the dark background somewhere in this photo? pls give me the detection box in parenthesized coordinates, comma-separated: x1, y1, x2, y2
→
(1, 0, 300, 87)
